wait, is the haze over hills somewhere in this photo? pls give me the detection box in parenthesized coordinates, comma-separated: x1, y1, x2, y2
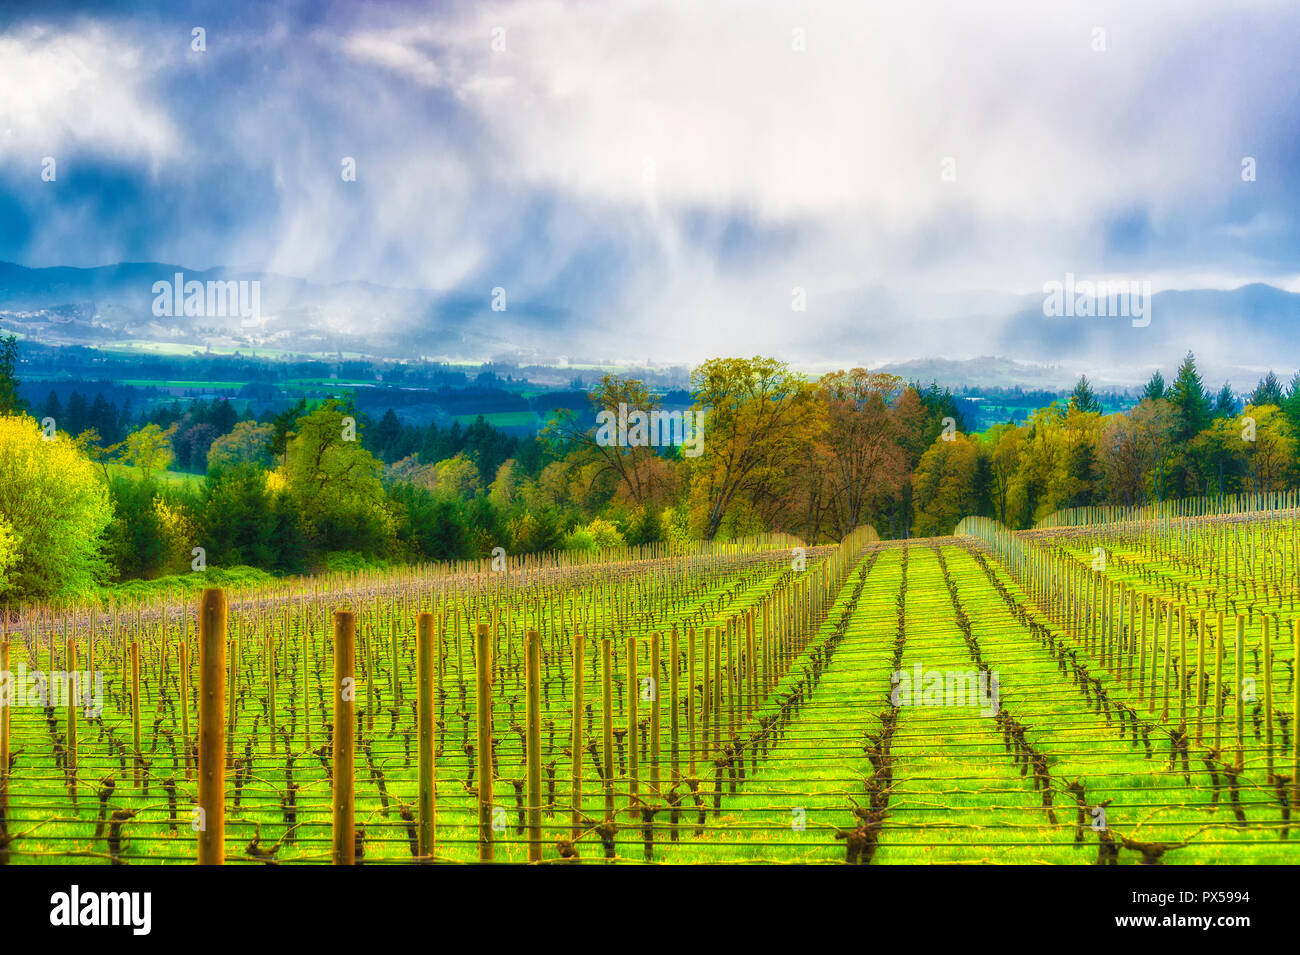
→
(0, 260, 585, 364)
(2, 260, 1297, 389)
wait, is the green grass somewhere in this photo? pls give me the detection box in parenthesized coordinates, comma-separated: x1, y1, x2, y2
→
(106, 463, 206, 489)
(117, 379, 246, 391)
(4, 522, 1297, 865)
(451, 411, 538, 428)
(100, 566, 275, 602)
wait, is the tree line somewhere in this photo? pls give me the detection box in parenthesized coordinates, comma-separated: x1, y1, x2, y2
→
(2, 337, 1297, 600)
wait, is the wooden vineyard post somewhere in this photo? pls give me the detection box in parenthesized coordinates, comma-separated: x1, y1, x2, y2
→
(1262, 617, 1274, 781)
(669, 628, 680, 787)
(226, 636, 238, 770)
(1124, 583, 1134, 678)
(1139, 594, 1150, 699)
(1234, 614, 1246, 770)
(1161, 602, 1172, 721)
(702, 627, 711, 760)
(725, 621, 736, 741)
(782, 587, 791, 675)
(1292, 619, 1299, 817)
(1214, 611, 1226, 751)
(602, 637, 615, 822)
(627, 635, 639, 814)
(687, 628, 697, 778)
(1099, 578, 1109, 670)
(733, 613, 743, 728)
(454, 608, 465, 700)
(390, 615, 401, 709)
(180, 642, 192, 779)
(650, 631, 661, 796)
(1108, 579, 1117, 674)
(475, 622, 494, 862)
(1080, 566, 1089, 654)
(1061, 559, 1071, 645)
(416, 612, 436, 860)
(160, 604, 168, 691)
(1118, 587, 1128, 691)
(1153, 600, 1165, 711)
(1113, 582, 1124, 681)
(743, 614, 753, 720)
(1088, 570, 1096, 656)
(87, 611, 96, 733)
(1117, 580, 1129, 672)
(712, 628, 722, 755)
(763, 603, 772, 693)
(571, 632, 584, 842)
(302, 621, 312, 752)
(525, 629, 543, 862)
(130, 641, 142, 788)
(66, 634, 77, 797)
(361, 622, 375, 734)
(332, 610, 356, 866)
(435, 606, 445, 694)
(1195, 609, 1206, 744)
(197, 589, 226, 865)
(1068, 560, 1077, 645)
(1177, 604, 1187, 727)
(267, 634, 277, 757)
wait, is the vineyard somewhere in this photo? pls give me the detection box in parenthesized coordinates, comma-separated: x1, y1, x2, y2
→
(1, 498, 1298, 865)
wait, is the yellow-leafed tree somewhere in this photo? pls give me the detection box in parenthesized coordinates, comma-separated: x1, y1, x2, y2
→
(0, 414, 113, 597)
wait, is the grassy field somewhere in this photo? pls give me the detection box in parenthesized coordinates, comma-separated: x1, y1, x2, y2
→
(451, 411, 539, 428)
(116, 380, 246, 391)
(106, 463, 206, 489)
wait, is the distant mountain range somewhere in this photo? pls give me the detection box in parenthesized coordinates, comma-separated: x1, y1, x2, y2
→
(806, 283, 1300, 389)
(0, 260, 585, 364)
(2, 261, 1297, 389)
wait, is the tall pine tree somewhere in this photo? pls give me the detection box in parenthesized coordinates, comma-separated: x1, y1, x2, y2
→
(1213, 382, 1238, 418)
(1168, 351, 1211, 440)
(0, 336, 22, 414)
(1251, 370, 1284, 406)
(1068, 375, 1102, 413)
(1142, 370, 1167, 401)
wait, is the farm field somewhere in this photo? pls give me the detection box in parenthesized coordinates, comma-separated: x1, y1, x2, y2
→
(1, 504, 1297, 865)
(105, 463, 207, 490)
(450, 411, 540, 429)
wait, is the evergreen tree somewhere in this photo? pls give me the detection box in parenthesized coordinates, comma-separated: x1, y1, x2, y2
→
(1167, 351, 1211, 439)
(1064, 438, 1101, 507)
(199, 462, 278, 566)
(107, 401, 123, 444)
(270, 398, 308, 456)
(1213, 382, 1238, 418)
(42, 390, 62, 422)
(0, 336, 22, 414)
(374, 408, 403, 462)
(1141, 370, 1166, 401)
(210, 398, 238, 436)
(1251, 370, 1284, 407)
(1283, 373, 1300, 437)
(1068, 375, 1102, 413)
(89, 393, 116, 441)
(65, 391, 88, 436)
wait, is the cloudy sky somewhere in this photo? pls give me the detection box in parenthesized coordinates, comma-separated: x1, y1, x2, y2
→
(3, 0, 1300, 364)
